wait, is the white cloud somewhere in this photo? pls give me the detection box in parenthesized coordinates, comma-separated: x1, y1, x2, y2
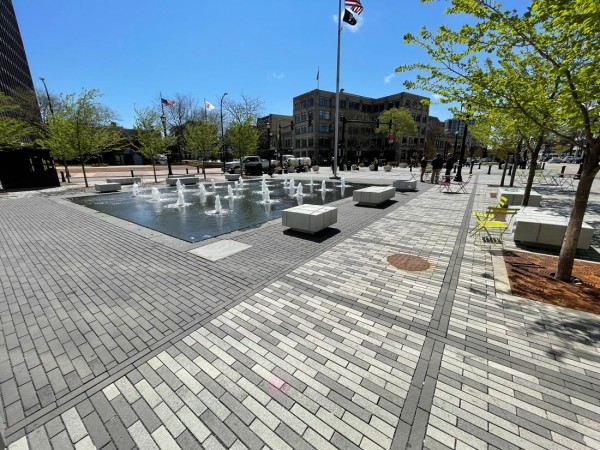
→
(272, 73, 285, 80)
(432, 93, 444, 101)
(384, 73, 396, 84)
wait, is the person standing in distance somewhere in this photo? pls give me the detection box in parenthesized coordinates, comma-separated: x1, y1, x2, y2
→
(431, 154, 444, 184)
(420, 156, 428, 182)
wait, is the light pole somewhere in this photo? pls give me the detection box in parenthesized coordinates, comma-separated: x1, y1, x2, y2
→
(220, 92, 228, 173)
(454, 112, 470, 183)
(40, 77, 70, 183)
(160, 113, 173, 176)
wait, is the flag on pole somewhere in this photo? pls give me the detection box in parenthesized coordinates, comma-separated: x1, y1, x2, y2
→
(205, 100, 215, 111)
(316, 68, 320, 81)
(345, 0, 363, 15)
(161, 98, 175, 106)
(342, 9, 357, 26)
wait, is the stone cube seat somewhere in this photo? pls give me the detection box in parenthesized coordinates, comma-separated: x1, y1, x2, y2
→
(105, 177, 141, 185)
(282, 204, 337, 234)
(513, 207, 593, 249)
(498, 188, 542, 207)
(353, 186, 396, 206)
(166, 177, 198, 186)
(393, 179, 417, 192)
(95, 182, 121, 193)
(225, 174, 241, 181)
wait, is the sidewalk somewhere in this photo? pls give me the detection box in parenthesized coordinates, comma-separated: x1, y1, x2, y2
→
(1, 166, 599, 450)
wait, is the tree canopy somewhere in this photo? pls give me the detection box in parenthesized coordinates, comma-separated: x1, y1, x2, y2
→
(183, 120, 220, 179)
(397, 0, 599, 281)
(228, 117, 259, 163)
(134, 107, 176, 182)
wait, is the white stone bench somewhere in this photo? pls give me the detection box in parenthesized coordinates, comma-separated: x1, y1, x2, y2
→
(225, 174, 241, 181)
(106, 177, 141, 185)
(353, 186, 396, 206)
(95, 182, 121, 193)
(282, 204, 338, 234)
(513, 207, 594, 250)
(498, 188, 542, 207)
(393, 180, 417, 192)
(166, 177, 198, 186)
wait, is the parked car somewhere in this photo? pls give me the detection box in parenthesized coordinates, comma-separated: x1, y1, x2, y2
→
(156, 154, 168, 164)
(225, 156, 265, 175)
(547, 157, 562, 163)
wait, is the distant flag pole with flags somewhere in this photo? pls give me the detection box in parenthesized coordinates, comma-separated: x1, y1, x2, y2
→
(204, 99, 215, 119)
(316, 67, 320, 90)
(333, 0, 363, 178)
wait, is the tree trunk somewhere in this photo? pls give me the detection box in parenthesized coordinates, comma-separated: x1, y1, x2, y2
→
(522, 134, 545, 207)
(64, 160, 70, 183)
(152, 162, 157, 183)
(554, 141, 599, 281)
(500, 153, 510, 186)
(202, 159, 206, 179)
(81, 161, 88, 187)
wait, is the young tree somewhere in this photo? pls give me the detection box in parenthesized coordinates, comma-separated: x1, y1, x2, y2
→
(37, 89, 121, 187)
(183, 120, 220, 179)
(134, 107, 176, 183)
(228, 117, 259, 173)
(0, 93, 38, 148)
(162, 93, 203, 160)
(376, 108, 418, 162)
(397, 0, 599, 281)
(224, 95, 264, 124)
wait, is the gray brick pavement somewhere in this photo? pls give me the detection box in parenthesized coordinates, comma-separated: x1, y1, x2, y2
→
(2, 170, 600, 449)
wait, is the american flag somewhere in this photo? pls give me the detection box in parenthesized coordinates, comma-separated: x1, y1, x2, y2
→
(161, 98, 175, 106)
(345, 0, 363, 15)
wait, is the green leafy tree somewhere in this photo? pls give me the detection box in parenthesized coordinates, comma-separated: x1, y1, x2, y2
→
(228, 117, 259, 175)
(0, 93, 39, 148)
(376, 108, 417, 162)
(397, 0, 599, 281)
(183, 120, 220, 179)
(134, 107, 176, 182)
(37, 89, 120, 187)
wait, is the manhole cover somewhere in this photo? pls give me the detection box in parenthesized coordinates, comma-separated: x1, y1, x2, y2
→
(388, 253, 430, 271)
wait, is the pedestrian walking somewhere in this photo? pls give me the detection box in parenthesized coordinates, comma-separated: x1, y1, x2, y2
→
(431, 154, 444, 183)
(444, 154, 453, 182)
(420, 156, 428, 182)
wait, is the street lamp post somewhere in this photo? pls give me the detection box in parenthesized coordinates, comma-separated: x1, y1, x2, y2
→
(220, 92, 228, 173)
(160, 113, 173, 176)
(454, 115, 470, 182)
(40, 77, 70, 183)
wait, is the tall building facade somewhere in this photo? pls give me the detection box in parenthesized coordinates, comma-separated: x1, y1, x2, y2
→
(0, 0, 36, 98)
(291, 89, 429, 164)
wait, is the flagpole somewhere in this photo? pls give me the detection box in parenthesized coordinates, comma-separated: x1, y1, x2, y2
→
(159, 91, 173, 175)
(332, 0, 342, 179)
(204, 98, 207, 120)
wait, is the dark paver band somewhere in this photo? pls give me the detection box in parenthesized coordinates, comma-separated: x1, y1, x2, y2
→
(0, 185, 433, 442)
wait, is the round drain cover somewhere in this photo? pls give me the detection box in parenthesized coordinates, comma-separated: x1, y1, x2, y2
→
(388, 254, 430, 271)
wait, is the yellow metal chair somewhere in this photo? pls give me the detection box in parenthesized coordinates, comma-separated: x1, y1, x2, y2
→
(472, 207, 519, 246)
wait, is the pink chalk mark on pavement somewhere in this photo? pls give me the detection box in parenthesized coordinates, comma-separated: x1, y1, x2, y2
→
(267, 376, 289, 393)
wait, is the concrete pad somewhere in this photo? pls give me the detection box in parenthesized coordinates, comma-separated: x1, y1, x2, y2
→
(188, 239, 252, 261)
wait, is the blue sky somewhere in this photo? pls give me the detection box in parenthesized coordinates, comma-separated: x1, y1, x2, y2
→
(16, 0, 483, 128)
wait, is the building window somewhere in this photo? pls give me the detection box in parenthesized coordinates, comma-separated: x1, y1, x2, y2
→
(319, 96, 332, 107)
(318, 110, 331, 120)
(308, 98, 314, 107)
(301, 112, 307, 122)
(301, 100, 307, 109)
(319, 124, 331, 133)
(294, 102, 300, 111)
(296, 139, 300, 148)
(340, 100, 346, 109)
(295, 114, 301, 124)
(318, 137, 332, 148)
(308, 138, 314, 147)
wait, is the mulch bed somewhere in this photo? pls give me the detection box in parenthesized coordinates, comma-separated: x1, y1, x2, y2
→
(503, 250, 600, 314)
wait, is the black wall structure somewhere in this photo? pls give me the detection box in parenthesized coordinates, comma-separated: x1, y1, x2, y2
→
(0, 148, 59, 190)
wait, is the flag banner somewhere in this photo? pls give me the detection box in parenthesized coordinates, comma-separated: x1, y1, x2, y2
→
(205, 101, 215, 111)
(316, 68, 320, 81)
(345, 0, 363, 15)
(343, 9, 357, 26)
(161, 98, 175, 106)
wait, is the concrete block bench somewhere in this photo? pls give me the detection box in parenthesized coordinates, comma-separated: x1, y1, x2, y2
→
(225, 174, 241, 181)
(513, 207, 594, 249)
(95, 182, 121, 193)
(497, 188, 542, 207)
(282, 204, 338, 234)
(106, 177, 141, 185)
(166, 176, 198, 186)
(393, 179, 417, 192)
(353, 186, 396, 206)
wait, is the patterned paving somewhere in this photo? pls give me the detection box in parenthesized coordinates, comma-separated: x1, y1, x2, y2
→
(1, 169, 600, 449)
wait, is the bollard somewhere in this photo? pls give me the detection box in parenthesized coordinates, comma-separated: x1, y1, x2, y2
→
(186, 168, 189, 174)
(130, 170, 134, 177)
(487, 165, 492, 175)
(478, 162, 481, 169)
(508, 165, 512, 176)
(541, 162, 545, 169)
(409, 166, 412, 172)
(60, 171, 66, 182)
(197, 166, 200, 174)
(560, 165, 566, 177)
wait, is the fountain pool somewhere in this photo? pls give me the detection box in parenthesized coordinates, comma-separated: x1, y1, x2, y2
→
(70, 179, 368, 243)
